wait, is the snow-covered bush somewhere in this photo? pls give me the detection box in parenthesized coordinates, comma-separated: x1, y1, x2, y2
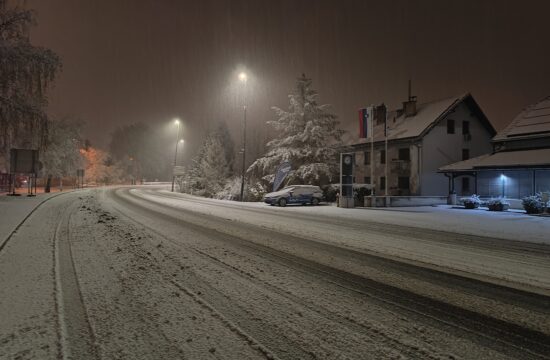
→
(461, 194, 482, 209)
(522, 194, 544, 214)
(486, 197, 510, 211)
(215, 176, 241, 200)
(247, 180, 269, 202)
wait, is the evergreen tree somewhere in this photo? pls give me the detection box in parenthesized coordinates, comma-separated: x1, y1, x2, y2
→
(179, 122, 234, 197)
(248, 74, 344, 186)
(0, 1, 61, 155)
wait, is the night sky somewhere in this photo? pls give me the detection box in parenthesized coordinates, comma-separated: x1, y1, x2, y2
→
(28, 0, 550, 162)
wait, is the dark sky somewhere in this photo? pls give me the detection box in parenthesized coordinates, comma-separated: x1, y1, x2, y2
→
(28, 0, 550, 162)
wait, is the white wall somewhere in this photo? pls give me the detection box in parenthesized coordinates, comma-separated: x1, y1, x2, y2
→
(421, 102, 493, 196)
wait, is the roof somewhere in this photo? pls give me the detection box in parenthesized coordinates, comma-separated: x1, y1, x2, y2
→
(439, 148, 550, 172)
(493, 96, 550, 142)
(353, 93, 495, 145)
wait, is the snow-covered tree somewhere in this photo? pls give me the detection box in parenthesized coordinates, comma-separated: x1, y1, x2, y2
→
(0, 1, 61, 159)
(178, 122, 234, 197)
(248, 74, 344, 186)
(40, 118, 83, 190)
(80, 146, 123, 185)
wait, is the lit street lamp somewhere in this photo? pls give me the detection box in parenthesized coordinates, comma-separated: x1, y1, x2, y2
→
(239, 72, 247, 201)
(171, 118, 181, 192)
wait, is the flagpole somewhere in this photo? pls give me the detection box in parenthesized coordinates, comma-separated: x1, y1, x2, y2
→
(370, 105, 374, 205)
(385, 108, 388, 197)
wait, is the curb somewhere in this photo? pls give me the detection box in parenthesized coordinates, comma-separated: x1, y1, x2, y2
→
(0, 190, 79, 253)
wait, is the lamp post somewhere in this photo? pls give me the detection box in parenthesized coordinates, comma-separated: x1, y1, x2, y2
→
(239, 72, 247, 201)
(171, 118, 180, 192)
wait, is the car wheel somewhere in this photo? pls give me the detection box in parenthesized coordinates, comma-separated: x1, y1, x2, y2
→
(311, 198, 320, 206)
(278, 198, 287, 207)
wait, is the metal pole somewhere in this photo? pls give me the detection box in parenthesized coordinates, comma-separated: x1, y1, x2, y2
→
(240, 104, 247, 201)
(384, 111, 388, 197)
(370, 106, 374, 204)
(171, 121, 180, 192)
(240, 79, 247, 202)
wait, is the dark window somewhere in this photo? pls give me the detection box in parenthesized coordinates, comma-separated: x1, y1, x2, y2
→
(380, 176, 386, 190)
(398, 148, 410, 161)
(380, 150, 386, 164)
(462, 148, 470, 160)
(364, 151, 370, 165)
(398, 177, 409, 190)
(447, 119, 455, 134)
(462, 120, 470, 135)
(364, 177, 371, 184)
(462, 177, 470, 192)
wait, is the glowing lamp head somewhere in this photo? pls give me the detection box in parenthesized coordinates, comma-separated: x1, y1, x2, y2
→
(238, 72, 248, 83)
(179, 139, 184, 144)
(174, 118, 180, 125)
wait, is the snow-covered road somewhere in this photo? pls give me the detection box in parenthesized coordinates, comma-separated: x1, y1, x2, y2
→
(1, 186, 549, 359)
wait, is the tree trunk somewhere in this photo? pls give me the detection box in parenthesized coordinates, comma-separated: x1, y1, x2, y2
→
(45, 175, 52, 193)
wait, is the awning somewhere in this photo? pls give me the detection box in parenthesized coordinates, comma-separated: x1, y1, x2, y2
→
(439, 148, 550, 172)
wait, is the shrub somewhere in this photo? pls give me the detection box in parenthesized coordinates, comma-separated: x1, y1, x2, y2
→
(522, 194, 543, 214)
(461, 194, 482, 209)
(486, 197, 510, 211)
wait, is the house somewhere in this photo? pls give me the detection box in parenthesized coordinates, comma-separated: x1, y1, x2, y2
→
(350, 93, 496, 197)
(439, 96, 550, 199)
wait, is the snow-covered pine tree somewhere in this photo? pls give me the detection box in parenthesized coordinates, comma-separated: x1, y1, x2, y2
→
(179, 122, 234, 197)
(248, 74, 344, 186)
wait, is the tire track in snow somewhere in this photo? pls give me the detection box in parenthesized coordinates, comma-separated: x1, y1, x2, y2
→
(53, 201, 100, 360)
(112, 187, 550, 360)
(104, 198, 282, 360)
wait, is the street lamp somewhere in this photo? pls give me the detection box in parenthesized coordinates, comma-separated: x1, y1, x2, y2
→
(239, 72, 248, 201)
(171, 118, 181, 192)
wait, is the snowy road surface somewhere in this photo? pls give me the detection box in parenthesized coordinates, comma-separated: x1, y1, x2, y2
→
(1, 187, 549, 359)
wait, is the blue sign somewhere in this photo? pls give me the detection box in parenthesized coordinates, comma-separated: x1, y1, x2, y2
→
(273, 161, 291, 192)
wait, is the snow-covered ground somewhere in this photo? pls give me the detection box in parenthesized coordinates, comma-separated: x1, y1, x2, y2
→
(160, 189, 550, 245)
(1, 187, 549, 359)
(127, 188, 550, 293)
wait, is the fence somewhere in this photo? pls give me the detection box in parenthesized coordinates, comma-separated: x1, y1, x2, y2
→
(0, 174, 10, 193)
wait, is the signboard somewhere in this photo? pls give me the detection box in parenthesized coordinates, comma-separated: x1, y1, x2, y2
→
(340, 153, 354, 197)
(10, 149, 39, 174)
(273, 161, 291, 192)
(77, 169, 85, 177)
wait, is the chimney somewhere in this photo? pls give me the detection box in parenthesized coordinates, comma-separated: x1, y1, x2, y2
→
(402, 79, 417, 117)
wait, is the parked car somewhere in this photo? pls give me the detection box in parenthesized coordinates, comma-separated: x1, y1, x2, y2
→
(263, 185, 323, 207)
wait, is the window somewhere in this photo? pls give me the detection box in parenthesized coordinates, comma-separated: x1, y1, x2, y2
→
(364, 151, 370, 165)
(462, 120, 470, 135)
(380, 150, 386, 164)
(447, 119, 455, 134)
(462, 177, 470, 192)
(462, 148, 470, 160)
(398, 177, 409, 190)
(380, 176, 386, 190)
(398, 148, 410, 161)
(364, 177, 371, 184)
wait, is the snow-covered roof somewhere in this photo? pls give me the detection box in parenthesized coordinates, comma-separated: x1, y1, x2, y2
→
(439, 148, 550, 172)
(493, 96, 550, 142)
(353, 93, 494, 145)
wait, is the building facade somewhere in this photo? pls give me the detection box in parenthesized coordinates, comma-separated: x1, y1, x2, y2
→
(351, 93, 496, 196)
(439, 96, 550, 199)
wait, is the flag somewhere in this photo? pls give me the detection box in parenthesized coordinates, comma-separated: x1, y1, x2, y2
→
(273, 161, 292, 192)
